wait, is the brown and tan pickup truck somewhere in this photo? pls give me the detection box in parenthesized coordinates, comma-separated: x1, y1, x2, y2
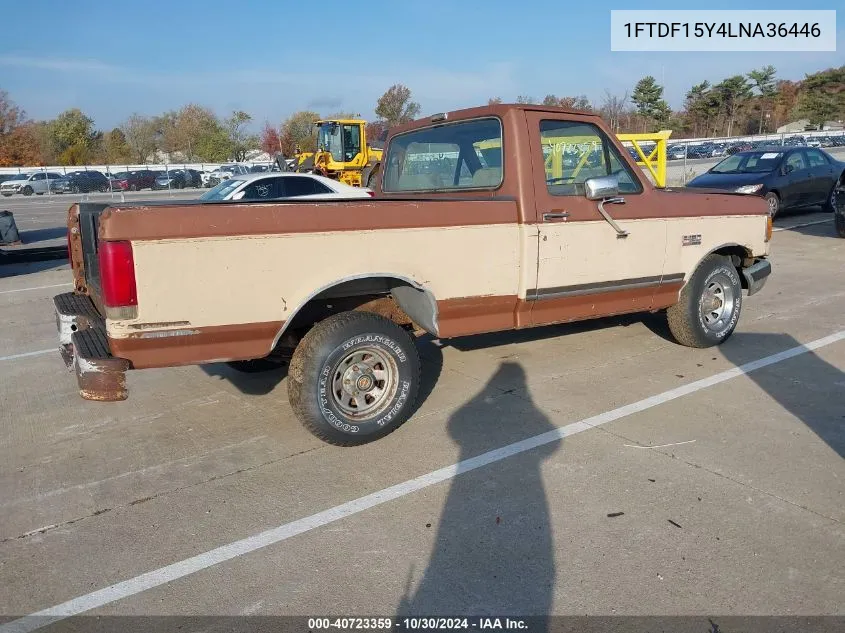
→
(54, 103, 772, 445)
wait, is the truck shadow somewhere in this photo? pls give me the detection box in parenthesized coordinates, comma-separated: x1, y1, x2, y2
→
(198, 335, 444, 420)
(443, 314, 642, 352)
(396, 362, 559, 625)
(718, 331, 845, 459)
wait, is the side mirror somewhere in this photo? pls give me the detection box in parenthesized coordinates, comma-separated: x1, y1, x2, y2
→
(584, 174, 620, 200)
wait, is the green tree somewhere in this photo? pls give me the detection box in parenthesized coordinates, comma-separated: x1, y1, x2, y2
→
(748, 65, 778, 133)
(49, 108, 96, 157)
(280, 110, 320, 155)
(797, 66, 845, 129)
(631, 76, 671, 131)
(121, 114, 159, 163)
(102, 128, 133, 164)
(714, 75, 752, 137)
(225, 110, 256, 161)
(375, 84, 421, 126)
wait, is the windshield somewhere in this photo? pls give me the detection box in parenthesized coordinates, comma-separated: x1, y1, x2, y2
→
(711, 151, 782, 174)
(200, 179, 243, 201)
(317, 123, 344, 162)
(113, 172, 130, 179)
(8, 174, 28, 180)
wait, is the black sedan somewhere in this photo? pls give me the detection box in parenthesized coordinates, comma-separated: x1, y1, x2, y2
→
(685, 146, 845, 218)
(49, 170, 110, 193)
(151, 170, 189, 190)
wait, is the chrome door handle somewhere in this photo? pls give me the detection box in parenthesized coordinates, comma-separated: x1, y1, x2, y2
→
(543, 211, 570, 221)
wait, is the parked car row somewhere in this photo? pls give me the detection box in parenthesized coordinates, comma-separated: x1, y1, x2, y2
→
(686, 145, 845, 219)
(0, 164, 279, 196)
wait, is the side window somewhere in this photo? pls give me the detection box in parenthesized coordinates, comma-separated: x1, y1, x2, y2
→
(786, 152, 806, 171)
(33, 173, 45, 181)
(240, 178, 279, 200)
(382, 118, 503, 192)
(283, 176, 333, 197)
(805, 149, 829, 168)
(540, 120, 642, 196)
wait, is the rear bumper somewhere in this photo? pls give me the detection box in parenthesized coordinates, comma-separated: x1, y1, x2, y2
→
(54, 292, 130, 402)
(742, 258, 772, 297)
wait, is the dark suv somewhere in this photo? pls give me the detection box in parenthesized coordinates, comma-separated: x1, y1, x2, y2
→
(50, 170, 110, 193)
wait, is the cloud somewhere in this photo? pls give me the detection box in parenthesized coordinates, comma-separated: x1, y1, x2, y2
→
(0, 54, 119, 73)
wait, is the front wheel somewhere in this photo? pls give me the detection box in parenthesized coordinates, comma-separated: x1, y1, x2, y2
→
(287, 311, 421, 446)
(765, 192, 780, 218)
(22, 186, 33, 196)
(666, 254, 743, 348)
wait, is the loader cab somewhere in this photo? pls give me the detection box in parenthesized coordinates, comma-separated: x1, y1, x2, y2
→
(316, 120, 365, 164)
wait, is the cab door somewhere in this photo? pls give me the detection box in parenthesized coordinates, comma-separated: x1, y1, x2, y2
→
(523, 112, 668, 326)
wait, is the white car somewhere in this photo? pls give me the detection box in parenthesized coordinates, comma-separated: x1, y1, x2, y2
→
(206, 164, 251, 186)
(1, 171, 63, 196)
(199, 172, 373, 202)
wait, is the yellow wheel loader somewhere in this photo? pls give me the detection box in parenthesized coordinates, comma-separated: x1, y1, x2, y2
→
(276, 119, 383, 188)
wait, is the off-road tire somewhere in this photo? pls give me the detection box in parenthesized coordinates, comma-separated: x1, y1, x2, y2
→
(667, 254, 743, 348)
(22, 186, 33, 196)
(765, 192, 780, 218)
(287, 311, 421, 446)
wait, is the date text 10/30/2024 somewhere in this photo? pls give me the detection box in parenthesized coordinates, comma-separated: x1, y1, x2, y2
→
(307, 617, 530, 630)
(623, 22, 821, 39)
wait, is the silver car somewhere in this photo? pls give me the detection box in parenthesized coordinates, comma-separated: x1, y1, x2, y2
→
(0, 172, 63, 196)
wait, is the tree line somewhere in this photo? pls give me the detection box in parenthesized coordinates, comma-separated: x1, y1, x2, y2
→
(1, 66, 843, 167)
(514, 65, 843, 139)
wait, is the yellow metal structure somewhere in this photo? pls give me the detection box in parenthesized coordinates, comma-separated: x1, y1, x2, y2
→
(478, 129, 673, 189)
(297, 119, 383, 188)
(617, 130, 672, 188)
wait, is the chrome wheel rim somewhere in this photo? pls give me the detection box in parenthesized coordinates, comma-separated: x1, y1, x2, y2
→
(330, 346, 398, 420)
(700, 274, 736, 333)
(767, 195, 778, 217)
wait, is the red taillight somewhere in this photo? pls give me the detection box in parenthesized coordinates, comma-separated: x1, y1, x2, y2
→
(367, 191, 374, 197)
(98, 241, 137, 307)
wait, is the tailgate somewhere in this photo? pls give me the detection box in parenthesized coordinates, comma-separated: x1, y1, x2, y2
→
(69, 202, 110, 310)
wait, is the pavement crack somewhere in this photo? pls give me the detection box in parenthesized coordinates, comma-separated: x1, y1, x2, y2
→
(1, 445, 323, 544)
(593, 426, 843, 526)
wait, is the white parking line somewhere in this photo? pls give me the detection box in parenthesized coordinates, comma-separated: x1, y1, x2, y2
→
(0, 349, 55, 362)
(773, 218, 832, 232)
(0, 283, 71, 295)
(2, 328, 844, 633)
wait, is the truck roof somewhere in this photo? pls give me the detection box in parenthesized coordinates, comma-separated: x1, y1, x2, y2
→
(387, 103, 601, 137)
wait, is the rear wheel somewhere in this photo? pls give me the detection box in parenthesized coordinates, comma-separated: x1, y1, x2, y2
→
(765, 192, 780, 218)
(287, 311, 421, 446)
(667, 254, 743, 348)
(130, 184, 138, 191)
(822, 179, 842, 213)
(835, 211, 845, 238)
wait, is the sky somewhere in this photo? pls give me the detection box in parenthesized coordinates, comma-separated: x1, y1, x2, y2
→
(0, 0, 842, 131)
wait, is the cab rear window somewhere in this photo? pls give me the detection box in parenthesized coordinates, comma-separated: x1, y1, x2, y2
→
(382, 117, 503, 192)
